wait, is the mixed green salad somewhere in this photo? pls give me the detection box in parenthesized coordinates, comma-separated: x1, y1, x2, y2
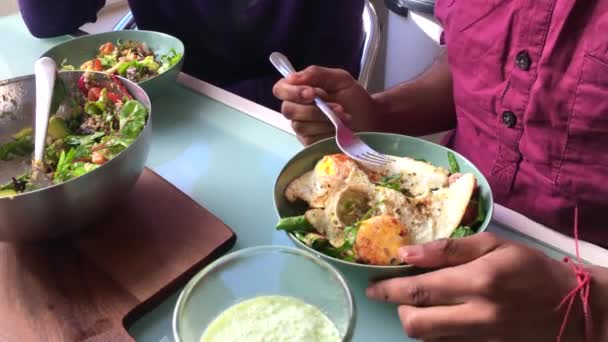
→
(0, 73, 148, 197)
(61, 40, 182, 83)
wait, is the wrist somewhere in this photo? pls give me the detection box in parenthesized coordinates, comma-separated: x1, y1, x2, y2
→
(589, 266, 608, 341)
(369, 91, 391, 131)
(369, 82, 421, 133)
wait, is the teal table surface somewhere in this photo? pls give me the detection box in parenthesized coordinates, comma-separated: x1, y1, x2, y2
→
(1, 14, 573, 342)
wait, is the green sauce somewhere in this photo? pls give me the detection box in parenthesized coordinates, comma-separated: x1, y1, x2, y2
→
(200, 295, 341, 342)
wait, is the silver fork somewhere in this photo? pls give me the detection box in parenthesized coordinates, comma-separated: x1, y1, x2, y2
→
(269, 52, 391, 167)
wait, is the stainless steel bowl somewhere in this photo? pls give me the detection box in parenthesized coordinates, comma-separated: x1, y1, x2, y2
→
(0, 71, 151, 241)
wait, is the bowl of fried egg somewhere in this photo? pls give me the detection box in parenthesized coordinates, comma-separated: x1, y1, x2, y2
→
(274, 132, 493, 280)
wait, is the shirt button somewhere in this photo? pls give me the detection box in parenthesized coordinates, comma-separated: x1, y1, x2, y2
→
(502, 111, 517, 127)
(515, 51, 531, 71)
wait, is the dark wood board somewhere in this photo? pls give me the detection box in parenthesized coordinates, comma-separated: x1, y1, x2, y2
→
(0, 168, 236, 341)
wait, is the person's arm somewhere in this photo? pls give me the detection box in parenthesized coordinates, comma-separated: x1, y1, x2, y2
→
(272, 50, 455, 145)
(365, 233, 608, 341)
(590, 266, 608, 340)
(371, 51, 456, 136)
(18, 0, 105, 38)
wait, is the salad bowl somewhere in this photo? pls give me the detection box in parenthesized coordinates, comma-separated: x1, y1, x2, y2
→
(41, 30, 184, 98)
(274, 132, 494, 280)
(0, 71, 151, 241)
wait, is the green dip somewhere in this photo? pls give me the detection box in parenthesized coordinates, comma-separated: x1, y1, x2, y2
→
(200, 295, 341, 342)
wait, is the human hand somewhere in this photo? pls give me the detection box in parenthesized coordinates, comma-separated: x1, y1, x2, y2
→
(366, 232, 588, 341)
(272, 66, 377, 145)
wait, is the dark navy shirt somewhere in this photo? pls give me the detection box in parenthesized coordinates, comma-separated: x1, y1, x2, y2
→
(18, 0, 364, 110)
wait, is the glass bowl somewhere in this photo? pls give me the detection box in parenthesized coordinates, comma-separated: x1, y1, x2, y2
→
(173, 245, 356, 342)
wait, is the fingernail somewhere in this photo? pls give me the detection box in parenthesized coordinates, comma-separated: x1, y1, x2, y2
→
(365, 286, 375, 298)
(399, 245, 422, 260)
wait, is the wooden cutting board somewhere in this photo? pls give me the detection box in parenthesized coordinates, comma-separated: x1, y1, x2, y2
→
(0, 168, 236, 341)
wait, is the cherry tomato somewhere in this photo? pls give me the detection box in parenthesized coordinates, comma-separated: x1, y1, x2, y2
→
(87, 87, 102, 101)
(99, 42, 115, 55)
(106, 91, 122, 103)
(92, 151, 107, 165)
(92, 58, 103, 71)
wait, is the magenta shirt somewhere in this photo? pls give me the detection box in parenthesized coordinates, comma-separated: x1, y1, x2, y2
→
(436, 0, 608, 247)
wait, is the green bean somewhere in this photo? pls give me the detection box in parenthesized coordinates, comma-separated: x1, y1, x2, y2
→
(276, 215, 313, 232)
(447, 151, 460, 174)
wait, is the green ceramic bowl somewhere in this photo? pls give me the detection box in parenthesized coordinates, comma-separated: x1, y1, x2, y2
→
(40, 30, 184, 99)
(274, 132, 494, 281)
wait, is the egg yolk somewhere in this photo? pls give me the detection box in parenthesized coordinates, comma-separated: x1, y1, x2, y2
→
(314, 154, 350, 177)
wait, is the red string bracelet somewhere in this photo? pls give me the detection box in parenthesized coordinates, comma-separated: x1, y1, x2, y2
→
(555, 206, 593, 342)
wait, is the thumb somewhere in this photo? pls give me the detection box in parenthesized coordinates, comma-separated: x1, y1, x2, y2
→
(399, 232, 504, 268)
(287, 65, 356, 92)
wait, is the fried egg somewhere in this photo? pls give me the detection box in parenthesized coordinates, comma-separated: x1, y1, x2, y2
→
(285, 154, 371, 208)
(364, 156, 449, 196)
(370, 173, 476, 244)
(284, 153, 478, 265)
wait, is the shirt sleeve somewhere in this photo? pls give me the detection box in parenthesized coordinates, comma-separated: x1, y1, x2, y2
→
(434, 0, 451, 46)
(18, 0, 106, 38)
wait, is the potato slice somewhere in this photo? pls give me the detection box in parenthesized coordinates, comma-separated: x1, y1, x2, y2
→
(285, 171, 315, 204)
(355, 215, 411, 265)
(434, 173, 476, 239)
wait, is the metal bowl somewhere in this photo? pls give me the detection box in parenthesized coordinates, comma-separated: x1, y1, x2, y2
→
(0, 71, 151, 241)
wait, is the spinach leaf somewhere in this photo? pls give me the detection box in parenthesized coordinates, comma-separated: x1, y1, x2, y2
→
(138, 56, 160, 72)
(53, 148, 99, 183)
(451, 226, 475, 238)
(60, 58, 76, 71)
(0, 135, 34, 161)
(158, 48, 182, 74)
(45, 139, 64, 168)
(54, 148, 77, 183)
(72, 144, 92, 161)
(117, 60, 138, 76)
(119, 100, 148, 139)
(98, 52, 118, 68)
(69, 162, 99, 178)
(447, 151, 460, 174)
(0, 174, 30, 193)
(102, 136, 133, 158)
(64, 132, 105, 146)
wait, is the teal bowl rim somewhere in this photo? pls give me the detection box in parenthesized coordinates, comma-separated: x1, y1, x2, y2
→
(39, 29, 185, 86)
(172, 245, 357, 342)
(273, 131, 495, 270)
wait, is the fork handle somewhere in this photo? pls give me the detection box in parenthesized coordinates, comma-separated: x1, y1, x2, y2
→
(313, 97, 344, 131)
(269, 52, 344, 131)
